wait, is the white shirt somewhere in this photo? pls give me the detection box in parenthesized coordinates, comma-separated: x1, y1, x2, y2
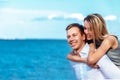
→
(70, 43, 91, 80)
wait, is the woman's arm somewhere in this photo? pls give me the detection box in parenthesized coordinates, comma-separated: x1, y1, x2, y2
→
(67, 51, 87, 63)
(87, 36, 117, 65)
(87, 43, 97, 67)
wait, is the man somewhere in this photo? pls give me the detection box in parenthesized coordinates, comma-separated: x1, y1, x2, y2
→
(66, 23, 104, 80)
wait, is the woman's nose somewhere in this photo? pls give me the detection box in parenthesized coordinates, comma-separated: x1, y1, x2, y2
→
(84, 29, 89, 34)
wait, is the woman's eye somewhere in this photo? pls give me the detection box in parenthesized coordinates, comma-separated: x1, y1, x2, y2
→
(84, 27, 86, 29)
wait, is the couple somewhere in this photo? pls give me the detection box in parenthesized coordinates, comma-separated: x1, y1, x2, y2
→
(66, 13, 120, 80)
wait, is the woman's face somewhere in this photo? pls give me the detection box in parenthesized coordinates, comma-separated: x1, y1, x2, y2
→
(84, 20, 93, 40)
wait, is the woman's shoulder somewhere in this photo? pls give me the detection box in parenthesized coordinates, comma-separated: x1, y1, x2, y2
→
(104, 34, 118, 49)
(104, 34, 118, 41)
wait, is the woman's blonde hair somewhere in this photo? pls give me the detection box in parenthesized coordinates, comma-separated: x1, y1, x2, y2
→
(84, 13, 108, 42)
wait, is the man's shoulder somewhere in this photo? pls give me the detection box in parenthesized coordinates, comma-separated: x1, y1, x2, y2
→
(85, 43, 90, 48)
(81, 43, 90, 53)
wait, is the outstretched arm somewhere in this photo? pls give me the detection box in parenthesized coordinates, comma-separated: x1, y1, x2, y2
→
(67, 51, 99, 68)
(67, 51, 87, 63)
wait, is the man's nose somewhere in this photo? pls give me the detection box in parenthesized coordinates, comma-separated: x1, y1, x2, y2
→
(69, 36, 74, 41)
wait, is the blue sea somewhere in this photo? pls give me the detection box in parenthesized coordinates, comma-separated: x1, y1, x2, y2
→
(0, 39, 76, 80)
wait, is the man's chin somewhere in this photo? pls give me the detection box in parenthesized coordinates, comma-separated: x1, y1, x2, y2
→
(72, 47, 76, 50)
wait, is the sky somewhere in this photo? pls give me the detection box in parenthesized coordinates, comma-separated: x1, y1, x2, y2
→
(0, 0, 120, 39)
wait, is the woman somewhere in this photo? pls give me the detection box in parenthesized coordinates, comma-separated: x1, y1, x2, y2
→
(84, 13, 120, 79)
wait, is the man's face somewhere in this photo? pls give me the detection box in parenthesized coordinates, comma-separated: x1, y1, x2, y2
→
(84, 20, 93, 40)
(67, 27, 85, 50)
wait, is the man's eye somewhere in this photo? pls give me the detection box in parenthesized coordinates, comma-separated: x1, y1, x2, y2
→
(73, 34, 77, 37)
(67, 36, 70, 39)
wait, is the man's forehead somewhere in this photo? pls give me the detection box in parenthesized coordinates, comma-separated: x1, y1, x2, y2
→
(67, 29, 80, 36)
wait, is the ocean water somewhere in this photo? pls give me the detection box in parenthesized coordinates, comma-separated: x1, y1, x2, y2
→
(0, 39, 76, 80)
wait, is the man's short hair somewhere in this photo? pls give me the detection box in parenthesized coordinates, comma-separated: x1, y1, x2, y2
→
(66, 23, 84, 35)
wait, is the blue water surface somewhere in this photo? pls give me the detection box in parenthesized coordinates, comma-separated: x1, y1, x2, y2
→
(0, 39, 76, 80)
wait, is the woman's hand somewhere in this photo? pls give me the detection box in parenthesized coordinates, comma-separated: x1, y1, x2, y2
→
(88, 64, 99, 69)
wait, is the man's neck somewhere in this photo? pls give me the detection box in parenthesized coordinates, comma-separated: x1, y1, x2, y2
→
(77, 42, 86, 53)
